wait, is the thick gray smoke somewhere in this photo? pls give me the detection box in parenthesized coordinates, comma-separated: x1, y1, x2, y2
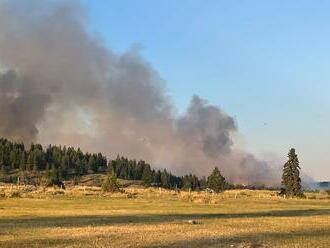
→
(0, 70, 50, 140)
(0, 0, 280, 185)
(177, 96, 236, 158)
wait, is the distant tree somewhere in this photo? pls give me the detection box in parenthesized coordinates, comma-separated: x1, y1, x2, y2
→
(107, 160, 114, 173)
(182, 175, 193, 190)
(32, 154, 38, 172)
(153, 170, 161, 186)
(141, 165, 153, 186)
(280, 148, 303, 197)
(136, 160, 146, 180)
(207, 167, 226, 193)
(88, 156, 97, 173)
(9, 150, 16, 170)
(27, 153, 34, 171)
(19, 152, 26, 171)
(0, 136, 215, 192)
(182, 174, 200, 191)
(46, 164, 61, 187)
(102, 172, 121, 192)
(0, 168, 5, 183)
(160, 169, 171, 188)
(199, 176, 207, 190)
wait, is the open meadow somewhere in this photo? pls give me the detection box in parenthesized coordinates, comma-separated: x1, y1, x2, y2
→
(0, 186, 329, 248)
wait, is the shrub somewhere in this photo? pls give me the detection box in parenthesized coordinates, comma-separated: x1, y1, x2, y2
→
(126, 192, 137, 198)
(73, 176, 80, 186)
(46, 171, 61, 186)
(102, 172, 120, 193)
(0, 190, 5, 198)
(92, 176, 102, 187)
(10, 190, 21, 198)
(51, 190, 65, 195)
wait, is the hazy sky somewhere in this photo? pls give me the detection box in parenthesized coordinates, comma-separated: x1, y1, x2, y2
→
(81, 0, 330, 180)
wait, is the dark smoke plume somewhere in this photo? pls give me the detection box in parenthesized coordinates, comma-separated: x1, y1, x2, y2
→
(0, 0, 280, 185)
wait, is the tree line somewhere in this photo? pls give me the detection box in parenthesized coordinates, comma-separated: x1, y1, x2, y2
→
(0, 137, 227, 192)
(0, 137, 107, 181)
(0, 137, 304, 196)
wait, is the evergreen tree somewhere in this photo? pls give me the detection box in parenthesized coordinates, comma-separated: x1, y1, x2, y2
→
(0, 136, 207, 191)
(136, 160, 145, 180)
(160, 169, 171, 188)
(32, 154, 38, 172)
(0, 166, 5, 182)
(107, 160, 115, 173)
(207, 167, 226, 193)
(199, 176, 207, 190)
(281, 148, 303, 197)
(27, 153, 34, 171)
(182, 175, 193, 190)
(141, 165, 153, 186)
(46, 164, 61, 186)
(87, 156, 97, 173)
(154, 170, 161, 186)
(9, 150, 16, 170)
(60, 155, 68, 179)
(182, 174, 200, 191)
(19, 152, 26, 171)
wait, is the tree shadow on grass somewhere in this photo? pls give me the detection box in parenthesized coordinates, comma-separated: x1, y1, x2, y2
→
(0, 208, 330, 229)
(142, 228, 330, 248)
(0, 228, 329, 248)
(0, 237, 77, 248)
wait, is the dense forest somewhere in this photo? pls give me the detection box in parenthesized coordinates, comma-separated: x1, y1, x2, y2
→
(0, 137, 223, 191)
(0, 137, 303, 194)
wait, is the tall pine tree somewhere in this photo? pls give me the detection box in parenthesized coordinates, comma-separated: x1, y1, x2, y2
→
(281, 148, 303, 197)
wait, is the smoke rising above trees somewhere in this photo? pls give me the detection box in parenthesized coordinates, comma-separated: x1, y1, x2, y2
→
(0, 0, 280, 185)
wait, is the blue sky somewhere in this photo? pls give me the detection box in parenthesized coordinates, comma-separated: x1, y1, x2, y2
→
(82, 0, 330, 180)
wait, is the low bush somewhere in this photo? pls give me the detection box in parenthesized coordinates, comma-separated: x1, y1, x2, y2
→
(51, 190, 65, 195)
(9, 190, 21, 198)
(102, 172, 121, 193)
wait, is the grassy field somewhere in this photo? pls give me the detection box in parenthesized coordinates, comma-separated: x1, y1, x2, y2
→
(0, 186, 329, 248)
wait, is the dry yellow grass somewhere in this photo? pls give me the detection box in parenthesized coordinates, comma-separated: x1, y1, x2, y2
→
(0, 185, 329, 247)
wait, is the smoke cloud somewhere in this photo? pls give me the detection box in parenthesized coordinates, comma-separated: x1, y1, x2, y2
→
(0, 0, 280, 185)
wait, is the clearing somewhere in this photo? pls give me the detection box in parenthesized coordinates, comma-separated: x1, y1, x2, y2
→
(0, 187, 329, 247)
